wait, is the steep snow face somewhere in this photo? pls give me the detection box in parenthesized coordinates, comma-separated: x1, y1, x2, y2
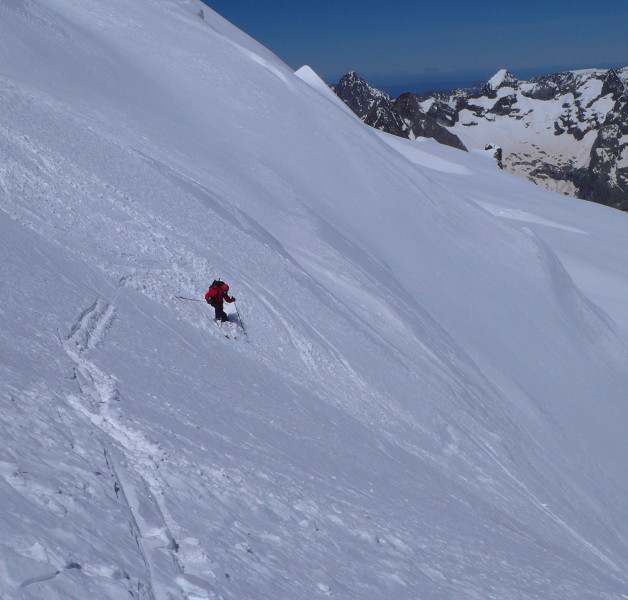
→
(295, 65, 356, 117)
(0, 1, 627, 599)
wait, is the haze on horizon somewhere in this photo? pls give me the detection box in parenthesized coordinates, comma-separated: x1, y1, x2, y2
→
(204, 0, 627, 93)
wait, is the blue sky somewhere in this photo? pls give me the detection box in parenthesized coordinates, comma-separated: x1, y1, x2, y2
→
(204, 1, 627, 92)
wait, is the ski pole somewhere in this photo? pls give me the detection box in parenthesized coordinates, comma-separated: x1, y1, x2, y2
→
(233, 300, 249, 341)
(175, 296, 204, 302)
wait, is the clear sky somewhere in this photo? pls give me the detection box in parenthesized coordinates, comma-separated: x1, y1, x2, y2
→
(203, 0, 627, 93)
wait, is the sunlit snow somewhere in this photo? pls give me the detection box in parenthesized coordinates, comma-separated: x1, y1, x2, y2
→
(1, 1, 626, 599)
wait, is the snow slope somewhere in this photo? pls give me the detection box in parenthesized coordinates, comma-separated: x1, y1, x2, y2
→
(0, 1, 626, 599)
(374, 132, 628, 337)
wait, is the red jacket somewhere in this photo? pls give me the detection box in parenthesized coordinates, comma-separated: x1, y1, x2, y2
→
(205, 283, 233, 305)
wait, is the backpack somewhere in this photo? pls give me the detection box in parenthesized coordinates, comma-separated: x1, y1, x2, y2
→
(211, 279, 225, 290)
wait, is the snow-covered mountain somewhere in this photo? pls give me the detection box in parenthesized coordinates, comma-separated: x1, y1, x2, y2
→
(334, 68, 628, 210)
(1, 1, 627, 599)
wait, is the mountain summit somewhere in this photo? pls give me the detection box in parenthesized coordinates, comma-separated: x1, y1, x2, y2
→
(484, 69, 519, 92)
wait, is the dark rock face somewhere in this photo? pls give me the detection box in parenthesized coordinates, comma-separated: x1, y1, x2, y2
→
(522, 81, 558, 101)
(528, 67, 628, 210)
(485, 144, 503, 169)
(582, 88, 628, 210)
(420, 98, 459, 127)
(363, 97, 408, 138)
(489, 94, 519, 116)
(333, 71, 389, 119)
(332, 72, 467, 151)
(394, 94, 467, 151)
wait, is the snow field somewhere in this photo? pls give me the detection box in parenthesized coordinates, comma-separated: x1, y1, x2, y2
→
(0, 1, 626, 599)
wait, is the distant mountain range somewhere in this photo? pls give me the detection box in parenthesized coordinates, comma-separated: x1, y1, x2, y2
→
(332, 68, 628, 210)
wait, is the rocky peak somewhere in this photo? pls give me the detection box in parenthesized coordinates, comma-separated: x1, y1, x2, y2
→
(333, 71, 390, 119)
(601, 68, 628, 98)
(480, 69, 519, 98)
(486, 69, 519, 90)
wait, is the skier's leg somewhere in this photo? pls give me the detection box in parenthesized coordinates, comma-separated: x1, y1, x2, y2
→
(216, 304, 229, 322)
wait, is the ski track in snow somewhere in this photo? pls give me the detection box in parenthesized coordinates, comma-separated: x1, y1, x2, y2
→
(59, 283, 216, 600)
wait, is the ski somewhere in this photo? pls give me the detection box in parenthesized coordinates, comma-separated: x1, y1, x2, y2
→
(233, 301, 249, 342)
(176, 295, 239, 339)
(214, 319, 237, 340)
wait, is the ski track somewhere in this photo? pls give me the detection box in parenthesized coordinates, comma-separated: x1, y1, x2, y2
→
(60, 285, 217, 600)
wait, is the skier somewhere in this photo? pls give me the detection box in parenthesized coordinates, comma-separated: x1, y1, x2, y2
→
(205, 280, 235, 322)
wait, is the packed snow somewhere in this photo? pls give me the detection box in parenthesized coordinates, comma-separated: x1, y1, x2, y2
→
(0, 1, 627, 599)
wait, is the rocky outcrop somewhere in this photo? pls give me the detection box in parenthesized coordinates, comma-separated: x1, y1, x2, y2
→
(363, 97, 409, 138)
(394, 94, 467, 151)
(332, 71, 390, 119)
(581, 82, 628, 210)
(332, 72, 467, 151)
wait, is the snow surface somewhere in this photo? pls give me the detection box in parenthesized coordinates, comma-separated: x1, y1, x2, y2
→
(1, 1, 627, 599)
(372, 130, 472, 175)
(295, 65, 356, 118)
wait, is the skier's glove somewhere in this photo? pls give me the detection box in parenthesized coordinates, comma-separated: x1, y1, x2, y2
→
(231, 297, 236, 302)
(206, 299, 211, 304)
